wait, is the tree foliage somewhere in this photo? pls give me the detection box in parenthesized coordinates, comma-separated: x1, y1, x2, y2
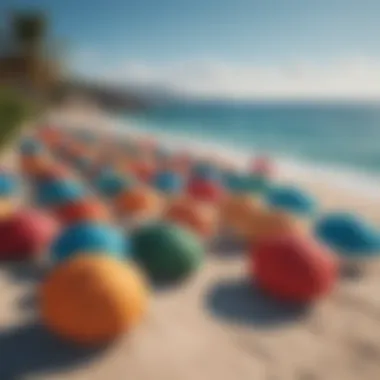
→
(0, 87, 38, 150)
(12, 11, 47, 52)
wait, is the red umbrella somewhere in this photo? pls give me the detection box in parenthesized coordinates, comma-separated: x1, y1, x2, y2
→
(250, 234, 338, 303)
(187, 179, 225, 203)
(53, 198, 112, 225)
(249, 155, 274, 176)
(0, 209, 60, 261)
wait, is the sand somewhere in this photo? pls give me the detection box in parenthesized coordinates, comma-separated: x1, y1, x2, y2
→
(0, 108, 379, 380)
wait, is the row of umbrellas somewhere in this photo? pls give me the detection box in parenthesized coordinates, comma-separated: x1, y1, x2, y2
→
(1, 121, 377, 346)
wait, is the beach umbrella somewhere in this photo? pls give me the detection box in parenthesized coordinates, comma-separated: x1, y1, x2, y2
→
(249, 155, 274, 177)
(32, 162, 74, 185)
(34, 178, 87, 208)
(171, 150, 192, 170)
(0, 198, 19, 220)
(219, 194, 266, 238)
(265, 185, 317, 216)
(247, 208, 309, 242)
(186, 178, 225, 203)
(94, 169, 136, 199)
(223, 170, 269, 195)
(190, 161, 221, 182)
(40, 256, 148, 346)
(222, 171, 245, 193)
(131, 159, 157, 183)
(52, 198, 112, 225)
(19, 138, 44, 156)
(51, 222, 128, 263)
(114, 186, 163, 219)
(315, 212, 380, 258)
(0, 170, 20, 197)
(38, 127, 63, 148)
(250, 234, 338, 303)
(164, 197, 219, 239)
(20, 154, 54, 178)
(0, 208, 59, 261)
(242, 174, 271, 194)
(131, 221, 204, 283)
(152, 170, 184, 195)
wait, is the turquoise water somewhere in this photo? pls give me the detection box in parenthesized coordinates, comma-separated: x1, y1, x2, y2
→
(123, 101, 380, 175)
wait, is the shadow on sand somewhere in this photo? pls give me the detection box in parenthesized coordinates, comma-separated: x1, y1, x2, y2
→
(206, 278, 310, 328)
(209, 234, 248, 259)
(17, 291, 38, 312)
(339, 262, 364, 281)
(0, 321, 107, 379)
(3, 260, 50, 284)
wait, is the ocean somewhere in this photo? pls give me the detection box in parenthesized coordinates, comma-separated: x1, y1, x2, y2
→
(121, 101, 380, 197)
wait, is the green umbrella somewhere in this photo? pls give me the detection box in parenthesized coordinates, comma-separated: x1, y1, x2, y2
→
(131, 222, 204, 284)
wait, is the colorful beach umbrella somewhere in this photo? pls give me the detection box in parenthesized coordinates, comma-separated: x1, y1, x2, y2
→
(0, 209, 59, 261)
(249, 155, 274, 177)
(94, 169, 136, 198)
(191, 161, 221, 182)
(34, 179, 87, 208)
(131, 221, 204, 283)
(265, 185, 317, 216)
(187, 178, 225, 203)
(32, 162, 73, 184)
(114, 186, 163, 219)
(0, 171, 20, 197)
(51, 222, 128, 262)
(19, 138, 44, 156)
(152, 170, 184, 194)
(164, 197, 219, 239)
(53, 198, 112, 225)
(251, 234, 338, 303)
(222, 171, 245, 193)
(40, 256, 148, 346)
(315, 212, 380, 257)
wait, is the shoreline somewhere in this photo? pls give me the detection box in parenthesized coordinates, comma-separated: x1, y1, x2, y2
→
(47, 107, 380, 204)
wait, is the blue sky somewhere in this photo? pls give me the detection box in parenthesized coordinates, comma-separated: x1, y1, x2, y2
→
(4, 0, 380, 99)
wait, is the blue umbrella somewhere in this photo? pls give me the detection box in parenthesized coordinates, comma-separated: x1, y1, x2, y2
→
(191, 161, 221, 182)
(94, 168, 136, 198)
(35, 179, 87, 207)
(222, 171, 246, 193)
(152, 170, 184, 194)
(224, 171, 270, 195)
(19, 138, 44, 156)
(315, 212, 380, 257)
(243, 173, 270, 194)
(265, 185, 317, 216)
(0, 172, 20, 197)
(51, 222, 129, 262)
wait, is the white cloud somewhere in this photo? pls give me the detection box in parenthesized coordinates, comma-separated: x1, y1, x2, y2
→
(72, 55, 380, 100)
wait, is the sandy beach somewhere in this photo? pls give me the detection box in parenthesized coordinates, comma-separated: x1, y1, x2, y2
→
(1, 107, 380, 380)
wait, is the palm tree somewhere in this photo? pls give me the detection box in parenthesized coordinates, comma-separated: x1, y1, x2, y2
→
(12, 11, 46, 57)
